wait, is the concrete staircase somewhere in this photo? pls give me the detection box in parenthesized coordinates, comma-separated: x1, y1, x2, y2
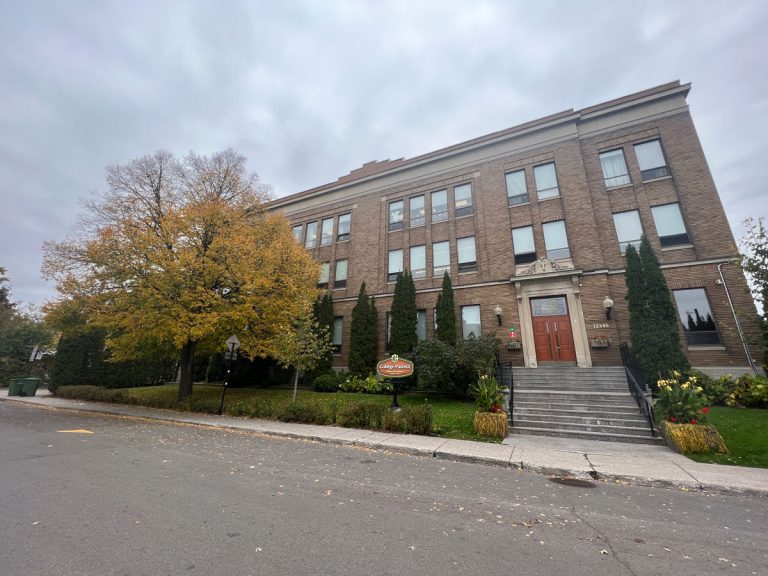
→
(510, 366, 661, 444)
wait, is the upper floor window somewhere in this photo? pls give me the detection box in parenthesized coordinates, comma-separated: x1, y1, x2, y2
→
(433, 241, 450, 276)
(461, 305, 481, 339)
(416, 309, 427, 341)
(389, 200, 404, 231)
(431, 190, 448, 223)
(612, 210, 643, 254)
(410, 245, 426, 279)
(651, 203, 690, 246)
(320, 218, 334, 246)
(634, 140, 670, 180)
(599, 149, 631, 188)
(388, 249, 403, 283)
(454, 184, 473, 217)
(305, 221, 318, 249)
(334, 259, 348, 289)
(457, 236, 477, 273)
(410, 195, 425, 227)
(512, 226, 536, 264)
(506, 170, 528, 206)
(337, 213, 351, 241)
(542, 220, 570, 260)
(673, 288, 721, 346)
(318, 262, 330, 288)
(533, 162, 559, 200)
(332, 317, 343, 352)
(292, 225, 302, 243)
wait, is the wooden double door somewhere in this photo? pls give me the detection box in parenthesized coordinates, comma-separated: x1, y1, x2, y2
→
(530, 296, 577, 365)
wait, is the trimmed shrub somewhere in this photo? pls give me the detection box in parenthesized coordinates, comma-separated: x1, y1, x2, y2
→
(278, 400, 334, 425)
(337, 401, 386, 429)
(382, 410, 407, 433)
(313, 373, 340, 393)
(186, 397, 220, 414)
(227, 400, 253, 417)
(414, 338, 457, 392)
(401, 404, 432, 435)
(727, 374, 768, 408)
(338, 374, 393, 394)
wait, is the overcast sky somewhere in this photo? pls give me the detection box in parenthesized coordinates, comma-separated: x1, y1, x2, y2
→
(1, 0, 767, 308)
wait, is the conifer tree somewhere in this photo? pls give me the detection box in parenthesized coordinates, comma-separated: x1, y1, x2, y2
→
(435, 272, 457, 345)
(349, 283, 378, 375)
(311, 294, 335, 375)
(389, 271, 417, 356)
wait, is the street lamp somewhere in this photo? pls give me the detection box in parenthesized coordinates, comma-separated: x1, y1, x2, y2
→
(494, 305, 503, 326)
(219, 334, 240, 415)
(602, 296, 614, 320)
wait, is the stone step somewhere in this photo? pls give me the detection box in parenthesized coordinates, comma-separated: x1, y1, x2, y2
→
(513, 402, 642, 414)
(512, 418, 654, 436)
(510, 426, 664, 445)
(512, 412, 648, 427)
(514, 385, 630, 392)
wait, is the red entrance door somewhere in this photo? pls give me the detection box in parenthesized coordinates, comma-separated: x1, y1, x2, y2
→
(530, 296, 577, 364)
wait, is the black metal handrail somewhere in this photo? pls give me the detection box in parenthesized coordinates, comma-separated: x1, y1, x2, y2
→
(619, 343, 655, 437)
(496, 363, 514, 427)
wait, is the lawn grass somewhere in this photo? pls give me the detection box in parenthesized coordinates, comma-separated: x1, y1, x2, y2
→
(59, 383, 498, 443)
(686, 406, 768, 468)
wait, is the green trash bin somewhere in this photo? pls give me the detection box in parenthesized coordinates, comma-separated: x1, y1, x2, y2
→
(8, 379, 24, 396)
(7, 378, 38, 396)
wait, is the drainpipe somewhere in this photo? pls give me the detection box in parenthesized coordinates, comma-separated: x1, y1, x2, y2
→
(717, 262, 760, 374)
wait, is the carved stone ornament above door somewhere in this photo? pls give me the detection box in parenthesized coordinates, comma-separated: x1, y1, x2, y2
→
(518, 257, 575, 276)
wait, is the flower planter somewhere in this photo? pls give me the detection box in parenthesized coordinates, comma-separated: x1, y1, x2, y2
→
(473, 411, 508, 438)
(660, 421, 728, 455)
(590, 338, 609, 349)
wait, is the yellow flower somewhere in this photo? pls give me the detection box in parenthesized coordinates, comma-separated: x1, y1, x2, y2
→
(673, 370, 681, 378)
(681, 382, 690, 390)
(696, 386, 703, 393)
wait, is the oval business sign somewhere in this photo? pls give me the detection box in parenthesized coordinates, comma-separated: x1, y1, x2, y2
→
(376, 355, 414, 378)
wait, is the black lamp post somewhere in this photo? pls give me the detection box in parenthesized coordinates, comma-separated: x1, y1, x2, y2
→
(219, 334, 240, 415)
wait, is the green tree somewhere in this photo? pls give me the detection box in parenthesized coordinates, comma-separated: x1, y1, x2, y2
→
(624, 238, 689, 384)
(435, 272, 456, 345)
(273, 312, 334, 401)
(311, 294, 335, 375)
(740, 217, 768, 371)
(349, 283, 378, 375)
(389, 271, 417, 356)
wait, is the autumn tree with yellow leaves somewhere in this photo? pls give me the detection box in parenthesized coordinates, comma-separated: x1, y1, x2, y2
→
(43, 149, 319, 401)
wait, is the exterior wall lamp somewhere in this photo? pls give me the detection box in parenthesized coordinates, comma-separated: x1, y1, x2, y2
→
(602, 296, 614, 320)
(494, 305, 503, 326)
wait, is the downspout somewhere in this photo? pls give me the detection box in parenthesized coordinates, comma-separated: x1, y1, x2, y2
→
(717, 262, 760, 374)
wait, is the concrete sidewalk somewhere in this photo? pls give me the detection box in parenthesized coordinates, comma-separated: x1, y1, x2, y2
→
(3, 390, 767, 498)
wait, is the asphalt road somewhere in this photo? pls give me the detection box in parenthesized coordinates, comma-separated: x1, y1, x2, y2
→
(1, 402, 766, 576)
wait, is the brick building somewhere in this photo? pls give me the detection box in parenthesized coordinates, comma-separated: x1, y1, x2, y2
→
(268, 81, 762, 376)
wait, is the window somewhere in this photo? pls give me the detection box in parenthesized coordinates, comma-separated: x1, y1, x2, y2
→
(334, 259, 348, 289)
(410, 245, 426, 279)
(457, 236, 477, 273)
(512, 226, 536, 264)
(634, 140, 670, 180)
(542, 220, 570, 260)
(431, 189, 448, 222)
(433, 241, 450, 276)
(461, 305, 481, 339)
(318, 262, 330, 288)
(389, 200, 404, 231)
(292, 225, 302, 243)
(332, 317, 343, 352)
(416, 309, 427, 341)
(320, 218, 334, 246)
(305, 221, 318, 249)
(506, 170, 528, 206)
(454, 183, 473, 217)
(534, 162, 559, 199)
(613, 210, 643, 253)
(337, 213, 351, 241)
(651, 203, 690, 246)
(388, 249, 403, 282)
(410, 196, 425, 227)
(673, 288, 721, 345)
(599, 149, 631, 187)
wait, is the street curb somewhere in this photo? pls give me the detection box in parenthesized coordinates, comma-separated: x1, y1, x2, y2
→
(3, 395, 767, 498)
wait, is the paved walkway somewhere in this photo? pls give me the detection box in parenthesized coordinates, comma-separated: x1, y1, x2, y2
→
(3, 390, 767, 498)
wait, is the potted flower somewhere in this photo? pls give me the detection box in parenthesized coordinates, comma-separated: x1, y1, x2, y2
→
(656, 371, 727, 454)
(470, 374, 508, 437)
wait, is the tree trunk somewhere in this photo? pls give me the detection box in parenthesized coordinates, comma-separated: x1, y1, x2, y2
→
(292, 368, 300, 402)
(177, 339, 197, 402)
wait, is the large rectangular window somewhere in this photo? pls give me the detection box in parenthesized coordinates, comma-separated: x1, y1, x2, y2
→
(431, 190, 448, 222)
(433, 241, 450, 276)
(318, 262, 330, 288)
(416, 309, 427, 341)
(512, 226, 536, 264)
(409, 195, 425, 227)
(388, 249, 403, 282)
(651, 203, 690, 246)
(334, 259, 348, 289)
(599, 149, 631, 188)
(389, 200, 404, 231)
(454, 183, 473, 217)
(542, 220, 570, 260)
(673, 288, 721, 345)
(457, 236, 477, 273)
(305, 221, 318, 249)
(634, 140, 670, 180)
(332, 317, 343, 352)
(292, 225, 302, 243)
(320, 218, 334, 246)
(461, 305, 481, 339)
(534, 162, 559, 199)
(613, 210, 643, 254)
(337, 213, 351, 241)
(505, 170, 528, 206)
(410, 245, 426, 279)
